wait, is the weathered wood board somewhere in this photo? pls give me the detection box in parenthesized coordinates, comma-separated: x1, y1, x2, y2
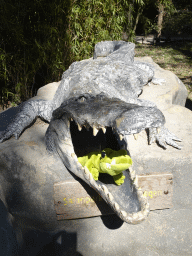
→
(136, 173, 173, 210)
(54, 180, 114, 220)
(54, 173, 173, 220)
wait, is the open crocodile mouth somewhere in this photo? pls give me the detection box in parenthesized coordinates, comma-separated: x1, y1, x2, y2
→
(45, 93, 166, 224)
(70, 121, 148, 222)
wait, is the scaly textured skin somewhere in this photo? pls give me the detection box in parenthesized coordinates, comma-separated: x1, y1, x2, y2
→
(0, 41, 182, 224)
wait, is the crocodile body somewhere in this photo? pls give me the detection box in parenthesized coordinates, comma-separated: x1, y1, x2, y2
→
(0, 41, 181, 224)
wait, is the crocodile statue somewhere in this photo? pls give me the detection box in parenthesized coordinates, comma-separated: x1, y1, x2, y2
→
(0, 41, 181, 225)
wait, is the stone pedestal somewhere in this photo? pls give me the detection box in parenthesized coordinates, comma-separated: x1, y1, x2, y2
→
(0, 58, 191, 256)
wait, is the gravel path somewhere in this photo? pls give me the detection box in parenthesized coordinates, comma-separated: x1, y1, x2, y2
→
(135, 34, 192, 44)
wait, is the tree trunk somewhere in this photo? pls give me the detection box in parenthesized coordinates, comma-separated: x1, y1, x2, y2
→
(133, 6, 142, 34)
(156, 3, 164, 41)
(128, 3, 133, 27)
(122, 1, 134, 41)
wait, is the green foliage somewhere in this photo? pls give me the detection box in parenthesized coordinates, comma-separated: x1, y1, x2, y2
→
(163, 10, 192, 37)
(139, 16, 158, 35)
(135, 41, 192, 93)
(3, 0, 185, 108)
(0, 0, 72, 106)
(69, 0, 125, 61)
(136, 0, 176, 36)
(1, 0, 143, 107)
(172, 0, 192, 11)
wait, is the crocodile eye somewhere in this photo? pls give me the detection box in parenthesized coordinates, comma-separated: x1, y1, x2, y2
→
(101, 152, 106, 158)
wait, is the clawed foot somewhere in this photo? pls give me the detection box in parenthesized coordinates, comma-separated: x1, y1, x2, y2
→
(0, 131, 5, 143)
(148, 127, 182, 149)
(0, 129, 21, 143)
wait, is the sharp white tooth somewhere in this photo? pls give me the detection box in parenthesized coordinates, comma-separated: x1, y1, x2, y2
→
(77, 161, 82, 168)
(84, 166, 90, 175)
(129, 166, 133, 172)
(119, 134, 123, 141)
(84, 167, 93, 181)
(126, 216, 133, 222)
(143, 209, 150, 216)
(102, 185, 108, 194)
(77, 123, 82, 131)
(137, 189, 143, 197)
(145, 203, 150, 211)
(157, 127, 161, 134)
(71, 153, 77, 160)
(93, 127, 99, 136)
(114, 202, 120, 211)
(133, 133, 139, 140)
(139, 212, 146, 219)
(108, 192, 113, 201)
(120, 210, 127, 217)
(129, 167, 135, 176)
(89, 172, 93, 180)
(132, 213, 139, 220)
(101, 127, 106, 134)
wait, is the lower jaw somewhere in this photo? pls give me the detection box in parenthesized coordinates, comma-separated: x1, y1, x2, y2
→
(57, 121, 150, 224)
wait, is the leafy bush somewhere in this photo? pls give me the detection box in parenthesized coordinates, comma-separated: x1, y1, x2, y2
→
(162, 10, 192, 37)
(0, 0, 72, 105)
(68, 0, 125, 61)
(0, 0, 141, 106)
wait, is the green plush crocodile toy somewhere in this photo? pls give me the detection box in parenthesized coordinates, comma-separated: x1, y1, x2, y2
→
(78, 148, 132, 185)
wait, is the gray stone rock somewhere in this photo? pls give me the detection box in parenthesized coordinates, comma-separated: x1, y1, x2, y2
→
(0, 44, 191, 255)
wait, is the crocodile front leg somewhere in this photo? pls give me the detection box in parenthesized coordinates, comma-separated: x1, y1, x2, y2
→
(0, 99, 53, 142)
(149, 127, 182, 149)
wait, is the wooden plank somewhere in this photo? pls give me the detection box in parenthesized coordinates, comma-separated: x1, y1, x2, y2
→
(54, 180, 114, 220)
(137, 173, 173, 210)
(54, 173, 173, 220)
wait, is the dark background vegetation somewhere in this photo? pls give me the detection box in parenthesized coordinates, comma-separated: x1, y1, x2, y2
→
(0, 0, 191, 109)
